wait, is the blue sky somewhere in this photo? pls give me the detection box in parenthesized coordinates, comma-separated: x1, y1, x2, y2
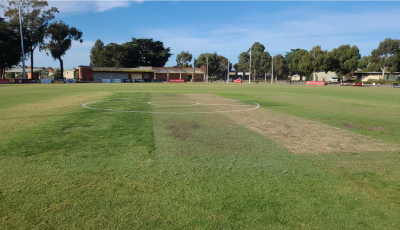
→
(2, 1, 400, 69)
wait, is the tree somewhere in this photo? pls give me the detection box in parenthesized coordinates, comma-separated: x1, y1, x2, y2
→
(373, 38, 400, 78)
(176, 51, 192, 68)
(296, 50, 313, 79)
(327, 45, 361, 81)
(235, 52, 250, 71)
(96, 43, 128, 68)
(89, 38, 171, 68)
(1, 0, 58, 77)
(285, 49, 310, 79)
(45, 21, 83, 79)
(272, 54, 285, 81)
(358, 55, 380, 72)
(90, 39, 104, 66)
(249, 42, 271, 81)
(310, 46, 328, 80)
(195, 52, 220, 77)
(129, 38, 172, 67)
(217, 55, 232, 80)
(0, 18, 25, 79)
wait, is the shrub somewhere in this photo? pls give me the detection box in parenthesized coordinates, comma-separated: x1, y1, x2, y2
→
(365, 79, 395, 85)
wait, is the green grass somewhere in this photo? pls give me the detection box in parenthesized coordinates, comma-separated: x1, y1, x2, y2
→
(0, 83, 399, 229)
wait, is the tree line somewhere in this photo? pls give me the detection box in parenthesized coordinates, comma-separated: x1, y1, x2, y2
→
(0, 0, 82, 79)
(89, 38, 171, 68)
(175, 39, 400, 81)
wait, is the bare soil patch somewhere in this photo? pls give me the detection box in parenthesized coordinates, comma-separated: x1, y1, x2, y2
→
(167, 122, 201, 141)
(184, 93, 399, 154)
(342, 123, 388, 134)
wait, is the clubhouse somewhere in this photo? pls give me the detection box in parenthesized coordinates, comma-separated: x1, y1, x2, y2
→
(78, 65, 207, 82)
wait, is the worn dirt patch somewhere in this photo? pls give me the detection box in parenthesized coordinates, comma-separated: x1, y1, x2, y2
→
(184, 93, 399, 154)
(167, 122, 201, 141)
(342, 123, 388, 134)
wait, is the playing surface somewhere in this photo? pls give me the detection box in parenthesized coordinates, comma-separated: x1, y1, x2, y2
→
(1, 83, 400, 229)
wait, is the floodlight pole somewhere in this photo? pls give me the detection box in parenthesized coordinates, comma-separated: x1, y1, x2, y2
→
(290, 57, 293, 85)
(206, 56, 209, 83)
(193, 58, 195, 83)
(271, 57, 274, 84)
(18, 0, 26, 79)
(249, 48, 252, 84)
(227, 44, 230, 83)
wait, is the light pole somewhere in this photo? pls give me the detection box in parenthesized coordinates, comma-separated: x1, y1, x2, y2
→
(193, 58, 196, 83)
(271, 57, 274, 84)
(249, 47, 252, 84)
(290, 57, 293, 85)
(18, 0, 26, 79)
(206, 56, 209, 83)
(227, 44, 230, 83)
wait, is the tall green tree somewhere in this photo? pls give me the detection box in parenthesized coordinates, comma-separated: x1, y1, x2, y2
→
(272, 54, 285, 81)
(96, 43, 128, 68)
(195, 52, 220, 77)
(90, 39, 104, 66)
(0, 18, 25, 79)
(328, 45, 361, 81)
(45, 21, 83, 79)
(297, 50, 313, 79)
(176, 51, 192, 68)
(129, 38, 172, 67)
(249, 43, 265, 80)
(217, 55, 232, 79)
(235, 52, 250, 71)
(1, 0, 58, 77)
(248, 42, 271, 80)
(358, 55, 380, 72)
(373, 38, 400, 78)
(310, 46, 328, 80)
(284, 49, 306, 78)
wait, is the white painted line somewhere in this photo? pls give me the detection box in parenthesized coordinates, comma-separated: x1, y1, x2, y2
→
(82, 97, 260, 114)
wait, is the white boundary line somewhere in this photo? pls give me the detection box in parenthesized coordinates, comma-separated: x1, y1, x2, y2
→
(148, 101, 200, 106)
(82, 97, 260, 114)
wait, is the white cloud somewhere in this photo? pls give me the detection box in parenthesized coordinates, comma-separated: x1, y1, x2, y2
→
(48, 1, 133, 13)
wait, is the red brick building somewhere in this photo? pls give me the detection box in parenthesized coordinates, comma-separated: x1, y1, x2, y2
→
(79, 66, 207, 82)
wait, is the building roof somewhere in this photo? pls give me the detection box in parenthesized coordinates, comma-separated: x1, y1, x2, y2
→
(153, 69, 204, 74)
(88, 66, 204, 74)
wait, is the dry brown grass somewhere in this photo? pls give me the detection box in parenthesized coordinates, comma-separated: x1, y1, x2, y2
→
(184, 93, 399, 154)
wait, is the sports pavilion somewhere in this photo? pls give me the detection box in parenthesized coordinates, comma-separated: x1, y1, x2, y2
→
(78, 65, 208, 82)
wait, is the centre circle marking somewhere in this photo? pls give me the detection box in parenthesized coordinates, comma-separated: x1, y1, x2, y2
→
(147, 101, 200, 106)
(82, 97, 260, 114)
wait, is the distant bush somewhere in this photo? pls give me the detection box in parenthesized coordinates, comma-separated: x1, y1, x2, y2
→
(365, 79, 395, 85)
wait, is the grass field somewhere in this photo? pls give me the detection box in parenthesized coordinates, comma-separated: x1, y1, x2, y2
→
(1, 83, 399, 229)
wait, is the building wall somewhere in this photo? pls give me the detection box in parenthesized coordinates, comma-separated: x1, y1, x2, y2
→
(79, 67, 93, 81)
(27, 72, 39, 80)
(93, 72, 129, 80)
(354, 72, 400, 82)
(63, 70, 75, 79)
(194, 73, 204, 82)
(156, 73, 168, 80)
(359, 73, 381, 82)
(129, 73, 142, 79)
(316, 71, 338, 81)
